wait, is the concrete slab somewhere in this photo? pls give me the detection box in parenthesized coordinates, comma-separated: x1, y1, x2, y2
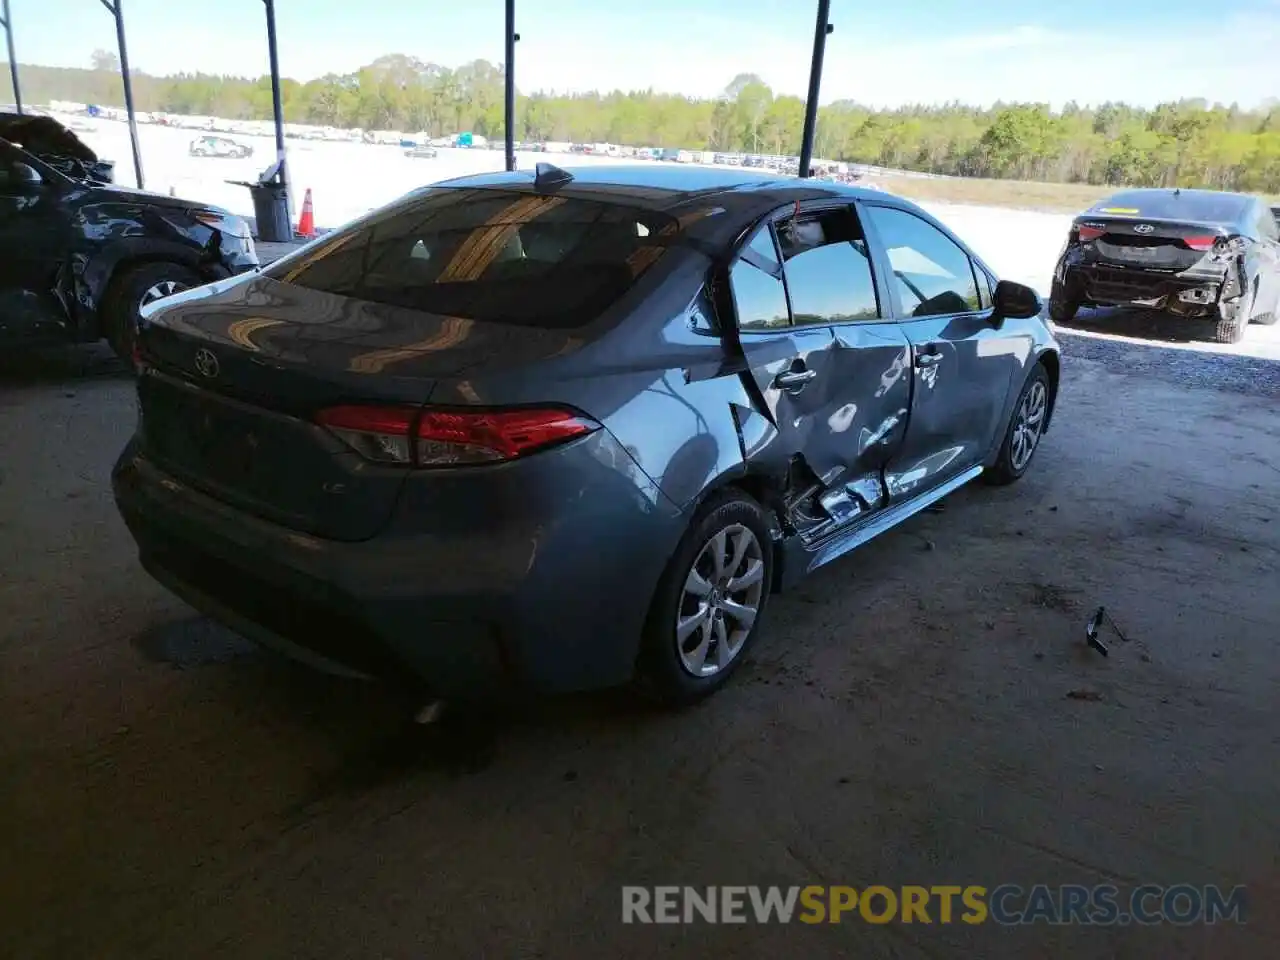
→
(0, 343, 1277, 958)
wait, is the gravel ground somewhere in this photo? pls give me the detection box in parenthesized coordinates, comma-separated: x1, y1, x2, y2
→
(1, 329, 1278, 958)
(1058, 311, 1280, 399)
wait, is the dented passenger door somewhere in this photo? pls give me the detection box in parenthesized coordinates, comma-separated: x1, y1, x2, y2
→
(726, 220, 843, 506)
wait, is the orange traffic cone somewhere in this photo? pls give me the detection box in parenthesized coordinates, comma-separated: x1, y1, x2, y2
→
(296, 187, 316, 239)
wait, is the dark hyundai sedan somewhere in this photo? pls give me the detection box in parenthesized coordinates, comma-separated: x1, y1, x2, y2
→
(1050, 188, 1280, 344)
(113, 164, 1061, 704)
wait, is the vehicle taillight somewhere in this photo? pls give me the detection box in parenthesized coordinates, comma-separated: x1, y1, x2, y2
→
(315, 405, 599, 466)
(1182, 235, 1217, 251)
(1077, 225, 1105, 242)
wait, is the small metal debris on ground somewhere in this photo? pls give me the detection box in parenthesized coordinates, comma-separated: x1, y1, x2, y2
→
(1067, 689, 1105, 702)
(1085, 605, 1131, 656)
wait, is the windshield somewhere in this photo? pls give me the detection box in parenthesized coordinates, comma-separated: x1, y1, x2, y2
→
(264, 187, 679, 329)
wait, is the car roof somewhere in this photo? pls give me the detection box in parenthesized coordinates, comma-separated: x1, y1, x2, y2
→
(433, 164, 885, 213)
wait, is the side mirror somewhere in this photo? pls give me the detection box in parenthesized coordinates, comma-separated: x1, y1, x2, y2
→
(992, 279, 1042, 321)
(1, 160, 45, 191)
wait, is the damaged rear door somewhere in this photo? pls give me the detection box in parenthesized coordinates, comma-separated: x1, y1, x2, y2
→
(725, 220, 841, 512)
(727, 204, 912, 541)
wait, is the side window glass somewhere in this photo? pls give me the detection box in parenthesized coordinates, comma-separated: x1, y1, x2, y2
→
(730, 252, 790, 332)
(776, 207, 882, 324)
(747, 225, 780, 266)
(863, 206, 980, 318)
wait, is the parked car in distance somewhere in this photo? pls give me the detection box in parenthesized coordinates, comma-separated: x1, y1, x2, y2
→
(1, 115, 258, 361)
(403, 145, 438, 159)
(1051, 188, 1280, 343)
(114, 163, 1060, 706)
(188, 135, 253, 159)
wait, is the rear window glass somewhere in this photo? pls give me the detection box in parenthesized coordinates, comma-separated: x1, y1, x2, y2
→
(265, 188, 679, 328)
(1090, 191, 1249, 224)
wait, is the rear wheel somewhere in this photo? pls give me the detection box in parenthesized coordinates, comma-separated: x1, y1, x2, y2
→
(1048, 280, 1078, 323)
(1215, 295, 1250, 344)
(105, 262, 200, 364)
(636, 491, 774, 705)
(985, 364, 1051, 486)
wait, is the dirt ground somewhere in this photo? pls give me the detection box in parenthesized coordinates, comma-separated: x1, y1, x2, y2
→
(1, 328, 1277, 959)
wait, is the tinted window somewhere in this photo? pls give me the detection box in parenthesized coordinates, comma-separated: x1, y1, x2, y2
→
(776, 207, 880, 324)
(731, 259, 789, 331)
(265, 188, 677, 328)
(747, 225, 780, 265)
(863, 206, 979, 317)
(1090, 189, 1249, 224)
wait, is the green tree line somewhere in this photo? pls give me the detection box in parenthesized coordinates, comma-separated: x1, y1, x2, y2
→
(11, 53, 1280, 192)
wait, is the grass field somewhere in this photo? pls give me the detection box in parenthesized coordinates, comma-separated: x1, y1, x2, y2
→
(870, 175, 1117, 214)
(873, 174, 1280, 215)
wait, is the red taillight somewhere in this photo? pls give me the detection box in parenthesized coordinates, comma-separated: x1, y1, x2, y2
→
(1077, 225, 1105, 242)
(315, 404, 598, 466)
(1183, 235, 1217, 251)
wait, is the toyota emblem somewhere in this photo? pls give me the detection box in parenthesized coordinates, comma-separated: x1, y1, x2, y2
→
(1133, 224, 1155, 234)
(193, 348, 220, 378)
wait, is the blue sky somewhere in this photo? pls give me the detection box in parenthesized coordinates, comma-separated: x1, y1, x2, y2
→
(5, 0, 1280, 108)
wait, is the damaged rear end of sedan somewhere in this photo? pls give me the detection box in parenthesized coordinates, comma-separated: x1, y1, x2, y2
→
(1050, 188, 1280, 343)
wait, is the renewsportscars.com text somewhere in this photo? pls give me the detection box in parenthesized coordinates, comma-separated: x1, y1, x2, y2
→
(622, 884, 1247, 926)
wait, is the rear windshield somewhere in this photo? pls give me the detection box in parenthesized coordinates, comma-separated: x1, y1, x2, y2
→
(264, 187, 679, 328)
(1090, 190, 1249, 224)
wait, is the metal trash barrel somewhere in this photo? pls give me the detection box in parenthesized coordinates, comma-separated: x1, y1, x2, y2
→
(229, 159, 292, 243)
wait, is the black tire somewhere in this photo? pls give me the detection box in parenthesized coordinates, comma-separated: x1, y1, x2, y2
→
(985, 363, 1052, 486)
(104, 262, 201, 364)
(1048, 280, 1078, 323)
(1214, 314, 1246, 344)
(635, 490, 775, 705)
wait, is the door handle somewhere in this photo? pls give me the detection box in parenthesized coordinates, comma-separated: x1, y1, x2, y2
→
(774, 368, 818, 389)
(915, 352, 943, 368)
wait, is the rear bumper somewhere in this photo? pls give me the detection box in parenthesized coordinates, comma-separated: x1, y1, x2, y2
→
(1058, 260, 1232, 317)
(112, 434, 685, 698)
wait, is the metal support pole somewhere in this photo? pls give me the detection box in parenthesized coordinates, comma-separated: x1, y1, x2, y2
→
(798, 0, 833, 179)
(504, 0, 518, 172)
(263, 0, 288, 203)
(101, 0, 144, 188)
(1, 0, 21, 114)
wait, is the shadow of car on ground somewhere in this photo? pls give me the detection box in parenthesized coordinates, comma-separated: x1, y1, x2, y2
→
(1065, 305, 1257, 345)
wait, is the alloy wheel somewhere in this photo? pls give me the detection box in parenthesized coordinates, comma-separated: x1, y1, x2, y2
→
(676, 523, 766, 677)
(1009, 379, 1048, 472)
(140, 280, 188, 309)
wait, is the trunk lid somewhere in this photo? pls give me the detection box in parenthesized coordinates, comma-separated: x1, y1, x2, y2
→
(136, 274, 591, 541)
(1075, 216, 1229, 271)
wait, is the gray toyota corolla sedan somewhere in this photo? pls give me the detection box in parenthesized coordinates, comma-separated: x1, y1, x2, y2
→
(113, 163, 1061, 704)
